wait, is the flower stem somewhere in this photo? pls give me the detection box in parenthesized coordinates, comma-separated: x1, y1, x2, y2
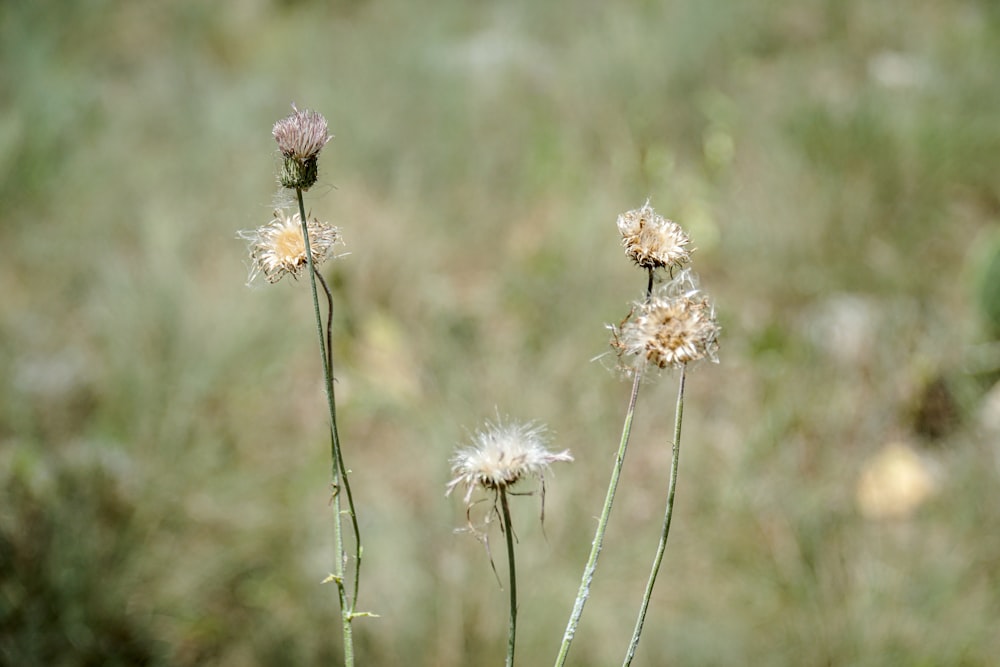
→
(553, 366, 643, 666)
(622, 365, 686, 667)
(316, 270, 364, 607)
(295, 187, 356, 665)
(500, 488, 518, 667)
(554, 268, 655, 667)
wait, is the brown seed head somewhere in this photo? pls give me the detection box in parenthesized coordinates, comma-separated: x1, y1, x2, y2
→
(612, 270, 720, 371)
(617, 200, 692, 271)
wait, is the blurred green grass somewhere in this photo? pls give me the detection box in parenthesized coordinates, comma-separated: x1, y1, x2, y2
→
(2, 0, 1000, 665)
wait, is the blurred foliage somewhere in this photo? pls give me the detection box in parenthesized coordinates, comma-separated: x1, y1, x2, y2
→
(2, 0, 1000, 665)
(976, 231, 1000, 337)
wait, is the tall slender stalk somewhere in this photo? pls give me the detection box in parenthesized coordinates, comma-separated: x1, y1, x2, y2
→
(553, 370, 642, 666)
(622, 365, 686, 666)
(315, 270, 364, 608)
(295, 187, 359, 665)
(500, 489, 518, 667)
(554, 268, 654, 667)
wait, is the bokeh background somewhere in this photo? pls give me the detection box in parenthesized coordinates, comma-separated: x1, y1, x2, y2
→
(3, 0, 1000, 665)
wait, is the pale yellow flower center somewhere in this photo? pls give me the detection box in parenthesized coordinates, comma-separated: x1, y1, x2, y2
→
(271, 223, 307, 264)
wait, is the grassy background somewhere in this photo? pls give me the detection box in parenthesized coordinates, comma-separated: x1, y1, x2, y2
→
(3, 0, 1000, 664)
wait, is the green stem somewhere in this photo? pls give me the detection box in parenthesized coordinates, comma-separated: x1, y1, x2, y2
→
(316, 271, 363, 608)
(622, 365, 686, 667)
(295, 188, 355, 666)
(554, 268, 654, 667)
(553, 367, 643, 667)
(500, 488, 518, 667)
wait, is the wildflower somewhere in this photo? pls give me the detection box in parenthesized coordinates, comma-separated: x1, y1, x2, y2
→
(272, 104, 332, 190)
(617, 200, 692, 271)
(611, 270, 720, 371)
(239, 210, 341, 285)
(447, 418, 573, 506)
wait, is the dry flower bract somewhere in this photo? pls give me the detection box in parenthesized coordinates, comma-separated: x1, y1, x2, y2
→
(612, 270, 720, 371)
(617, 200, 692, 271)
(447, 419, 573, 505)
(239, 210, 342, 285)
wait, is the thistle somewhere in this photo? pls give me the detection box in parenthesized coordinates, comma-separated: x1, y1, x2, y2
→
(239, 105, 364, 667)
(449, 417, 572, 667)
(272, 104, 332, 191)
(614, 281, 719, 667)
(616, 199, 692, 273)
(611, 270, 720, 372)
(239, 210, 342, 285)
(556, 201, 720, 667)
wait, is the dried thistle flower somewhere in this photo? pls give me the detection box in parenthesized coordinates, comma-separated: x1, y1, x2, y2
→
(446, 418, 573, 506)
(272, 104, 332, 190)
(239, 210, 342, 285)
(611, 270, 720, 371)
(617, 199, 692, 271)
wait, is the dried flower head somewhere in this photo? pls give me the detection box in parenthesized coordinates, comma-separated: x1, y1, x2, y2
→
(239, 210, 342, 285)
(446, 418, 573, 505)
(272, 104, 332, 190)
(617, 199, 692, 271)
(611, 270, 720, 371)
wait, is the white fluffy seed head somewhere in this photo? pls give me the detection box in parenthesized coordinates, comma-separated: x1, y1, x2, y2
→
(446, 418, 572, 504)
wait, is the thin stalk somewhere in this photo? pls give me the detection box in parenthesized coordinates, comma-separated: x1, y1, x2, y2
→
(295, 187, 355, 665)
(316, 271, 363, 607)
(553, 268, 654, 667)
(500, 489, 518, 667)
(622, 365, 687, 667)
(553, 367, 643, 666)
